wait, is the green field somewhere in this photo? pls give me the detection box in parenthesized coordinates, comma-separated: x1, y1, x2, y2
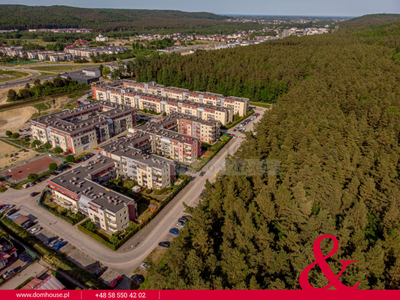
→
(29, 65, 98, 72)
(0, 69, 29, 82)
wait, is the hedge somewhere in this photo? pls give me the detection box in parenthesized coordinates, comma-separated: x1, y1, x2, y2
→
(78, 221, 116, 251)
(78, 174, 191, 251)
(14, 277, 34, 290)
(224, 109, 255, 129)
(0, 217, 108, 290)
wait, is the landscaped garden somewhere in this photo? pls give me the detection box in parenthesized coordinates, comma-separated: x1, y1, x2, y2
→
(39, 192, 85, 225)
(78, 174, 191, 250)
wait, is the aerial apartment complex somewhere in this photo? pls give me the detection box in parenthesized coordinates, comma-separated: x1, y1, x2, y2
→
(31, 101, 137, 155)
(47, 157, 136, 233)
(92, 80, 250, 126)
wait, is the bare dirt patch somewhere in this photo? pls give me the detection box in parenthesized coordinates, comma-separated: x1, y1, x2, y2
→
(0, 140, 36, 169)
(0, 86, 24, 105)
(0, 106, 37, 134)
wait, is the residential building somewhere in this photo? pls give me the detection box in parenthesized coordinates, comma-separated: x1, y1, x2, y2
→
(47, 157, 136, 233)
(96, 32, 109, 42)
(92, 81, 239, 125)
(0, 238, 17, 271)
(30, 101, 137, 155)
(99, 137, 175, 190)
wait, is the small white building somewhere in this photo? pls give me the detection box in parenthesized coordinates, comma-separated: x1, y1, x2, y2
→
(96, 32, 108, 42)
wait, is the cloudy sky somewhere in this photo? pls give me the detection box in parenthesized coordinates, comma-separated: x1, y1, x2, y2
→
(0, 0, 399, 17)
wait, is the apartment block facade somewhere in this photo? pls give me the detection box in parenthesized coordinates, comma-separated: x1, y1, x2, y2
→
(31, 101, 137, 155)
(92, 81, 241, 126)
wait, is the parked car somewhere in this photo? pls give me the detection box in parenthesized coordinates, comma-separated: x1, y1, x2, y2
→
(110, 276, 123, 288)
(0, 205, 10, 213)
(94, 266, 108, 278)
(2, 268, 15, 280)
(22, 222, 34, 230)
(49, 239, 61, 248)
(158, 241, 170, 248)
(178, 217, 187, 223)
(22, 182, 35, 188)
(182, 216, 191, 221)
(140, 263, 150, 269)
(30, 192, 40, 197)
(29, 227, 42, 234)
(19, 253, 31, 263)
(169, 228, 179, 235)
(199, 171, 206, 177)
(131, 274, 144, 285)
(5, 208, 18, 217)
(176, 222, 185, 228)
(45, 237, 57, 245)
(54, 241, 67, 250)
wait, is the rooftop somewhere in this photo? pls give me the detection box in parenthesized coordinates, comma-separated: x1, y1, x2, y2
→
(49, 158, 135, 214)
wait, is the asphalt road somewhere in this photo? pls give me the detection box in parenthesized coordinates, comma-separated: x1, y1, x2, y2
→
(0, 106, 267, 278)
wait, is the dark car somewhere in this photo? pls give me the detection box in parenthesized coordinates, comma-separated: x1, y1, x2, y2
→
(110, 276, 123, 288)
(158, 241, 170, 248)
(94, 266, 108, 278)
(181, 216, 191, 222)
(30, 192, 40, 197)
(22, 222, 34, 230)
(178, 217, 187, 223)
(131, 274, 144, 285)
(5, 208, 18, 217)
(199, 171, 206, 177)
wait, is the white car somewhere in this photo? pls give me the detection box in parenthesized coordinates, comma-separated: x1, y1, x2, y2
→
(176, 222, 185, 228)
(49, 239, 61, 248)
(29, 227, 42, 234)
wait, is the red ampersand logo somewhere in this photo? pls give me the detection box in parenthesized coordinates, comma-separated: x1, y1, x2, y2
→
(299, 234, 359, 290)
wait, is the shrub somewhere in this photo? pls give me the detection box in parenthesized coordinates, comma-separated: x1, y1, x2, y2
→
(28, 173, 38, 181)
(43, 142, 51, 150)
(54, 147, 63, 154)
(84, 220, 96, 232)
(24, 137, 30, 142)
(49, 163, 58, 172)
(144, 189, 152, 194)
(31, 140, 41, 147)
(12, 132, 20, 139)
(5, 130, 12, 136)
(65, 155, 75, 163)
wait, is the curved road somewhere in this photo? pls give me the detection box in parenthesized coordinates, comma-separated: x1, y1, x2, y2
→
(0, 106, 267, 276)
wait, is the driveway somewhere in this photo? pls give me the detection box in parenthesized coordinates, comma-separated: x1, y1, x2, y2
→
(0, 262, 47, 290)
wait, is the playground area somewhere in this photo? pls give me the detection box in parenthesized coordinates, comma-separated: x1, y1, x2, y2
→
(0, 155, 63, 183)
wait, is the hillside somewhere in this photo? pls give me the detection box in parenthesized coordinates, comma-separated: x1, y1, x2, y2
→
(0, 5, 227, 31)
(138, 20, 400, 289)
(342, 13, 400, 28)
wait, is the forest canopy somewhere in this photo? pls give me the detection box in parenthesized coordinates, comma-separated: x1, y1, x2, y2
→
(140, 20, 400, 290)
(0, 5, 227, 31)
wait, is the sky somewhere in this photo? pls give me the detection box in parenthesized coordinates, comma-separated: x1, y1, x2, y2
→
(0, 0, 399, 17)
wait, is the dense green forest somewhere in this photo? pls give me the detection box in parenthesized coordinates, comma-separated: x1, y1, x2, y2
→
(0, 5, 227, 31)
(140, 19, 400, 289)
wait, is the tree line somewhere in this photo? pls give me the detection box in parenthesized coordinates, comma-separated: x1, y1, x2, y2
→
(141, 20, 400, 289)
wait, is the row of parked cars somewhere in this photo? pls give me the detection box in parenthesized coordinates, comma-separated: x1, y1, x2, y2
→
(75, 153, 94, 163)
(44, 236, 68, 250)
(168, 215, 191, 236)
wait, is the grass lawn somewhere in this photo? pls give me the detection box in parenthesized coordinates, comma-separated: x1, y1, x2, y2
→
(190, 135, 232, 170)
(30, 65, 97, 72)
(0, 70, 30, 82)
(37, 71, 56, 78)
(250, 102, 271, 109)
